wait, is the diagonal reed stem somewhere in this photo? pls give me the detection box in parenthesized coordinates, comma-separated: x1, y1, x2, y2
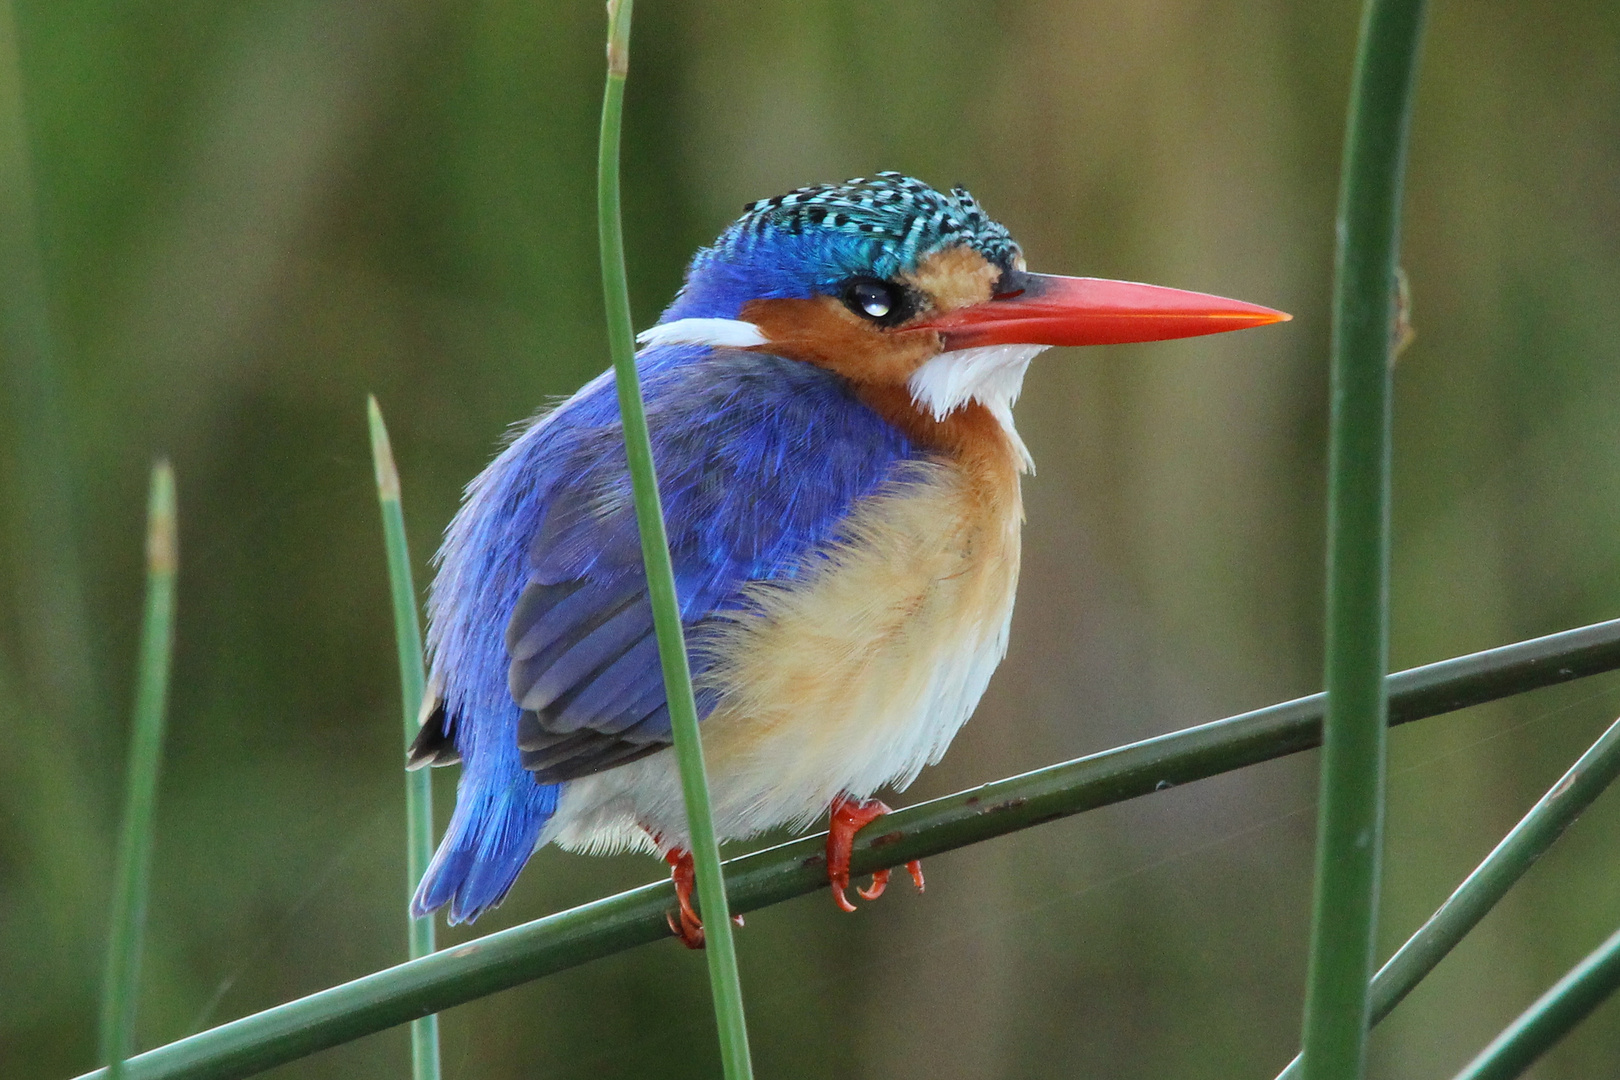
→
(365, 397, 442, 1080)
(595, 2, 754, 1077)
(66, 616, 1620, 1080)
(1302, 0, 1427, 1076)
(1275, 712, 1620, 1080)
(1449, 923, 1620, 1080)
(99, 463, 178, 1079)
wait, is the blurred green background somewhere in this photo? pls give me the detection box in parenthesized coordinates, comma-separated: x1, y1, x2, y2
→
(3, 1, 1619, 1077)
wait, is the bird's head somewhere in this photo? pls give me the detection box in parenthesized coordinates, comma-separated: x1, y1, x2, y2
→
(642, 173, 1288, 454)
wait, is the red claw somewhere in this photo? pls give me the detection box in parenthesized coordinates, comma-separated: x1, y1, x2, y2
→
(856, 868, 891, 903)
(827, 795, 925, 912)
(660, 845, 743, 950)
(664, 847, 706, 949)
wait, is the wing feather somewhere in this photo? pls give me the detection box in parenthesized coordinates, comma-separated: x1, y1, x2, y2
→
(433, 348, 919, 786)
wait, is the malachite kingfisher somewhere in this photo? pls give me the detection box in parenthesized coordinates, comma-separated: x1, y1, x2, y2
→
(407, 173, 1288, 947)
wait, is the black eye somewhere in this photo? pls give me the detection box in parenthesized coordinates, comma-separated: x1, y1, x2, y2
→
(841, 277, 911, 326)
(854, 282, 892, 318)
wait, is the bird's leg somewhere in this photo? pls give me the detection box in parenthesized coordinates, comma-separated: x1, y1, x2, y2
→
(826, 795, 925, 913)
(654, 839, 744, 951)
(663, 847, 706, 950)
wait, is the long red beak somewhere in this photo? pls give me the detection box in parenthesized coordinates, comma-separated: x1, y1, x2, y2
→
(911, 272, 1290, 349)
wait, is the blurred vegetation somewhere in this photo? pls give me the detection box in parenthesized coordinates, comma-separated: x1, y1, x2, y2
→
(2, 1, 1618, 1078)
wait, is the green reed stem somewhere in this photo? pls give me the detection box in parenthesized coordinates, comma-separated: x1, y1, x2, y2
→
(67, 616, 1620, 1080)
(0, 0, 111, 947)
(0, 0, 103, 732)
(99, 463, 178, 1079)
(1450, 923, 1620, 1080)
(1275, 712, 1620, 1080)
(596, 3, 754, 1077)
(365, 397, 442, 1080)
(1302, 1, 1427, 1077)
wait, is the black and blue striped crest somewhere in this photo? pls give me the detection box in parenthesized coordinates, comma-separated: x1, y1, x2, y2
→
(727, 172, 1020, 277)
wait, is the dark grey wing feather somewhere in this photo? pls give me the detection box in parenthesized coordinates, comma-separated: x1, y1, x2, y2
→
(505, 568, 694, 782)
(406, 699, 461, 769)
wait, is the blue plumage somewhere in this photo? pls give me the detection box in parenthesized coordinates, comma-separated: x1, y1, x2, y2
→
(413, 345, 919, 922)
(411, 172, 1035, 924)
(666, 174, 1019, 321)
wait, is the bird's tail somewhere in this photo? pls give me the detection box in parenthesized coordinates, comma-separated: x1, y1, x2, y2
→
(411, 771, 558, 924)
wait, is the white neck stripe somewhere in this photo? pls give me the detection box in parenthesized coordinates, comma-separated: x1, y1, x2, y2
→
(636, 318, 768, 350)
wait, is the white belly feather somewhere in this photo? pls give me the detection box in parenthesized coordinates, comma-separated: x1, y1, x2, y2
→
(539, 457, 1023, 854)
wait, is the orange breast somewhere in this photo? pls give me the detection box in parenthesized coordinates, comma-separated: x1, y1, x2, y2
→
(678, 408, 1024, 835)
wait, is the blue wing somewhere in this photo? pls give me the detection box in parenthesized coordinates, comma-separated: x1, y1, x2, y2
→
(409, 345, 916, 921)
(505, 346, 919, 780)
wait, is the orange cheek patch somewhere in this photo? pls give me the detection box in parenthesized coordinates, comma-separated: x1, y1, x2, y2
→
(739, 296, 939, 385)
(737, 246, 1017, 461)
(902, 246, 1000, 315)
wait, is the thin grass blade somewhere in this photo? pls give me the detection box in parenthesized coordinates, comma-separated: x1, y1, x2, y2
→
(595, 2, 753, 1077)
(66, 617, 1620, 1080)
(1275, 712, 1620, 1079)
(365, 396, 442, 1080)
(1302, 1, 1427, 1076)
(1449, 924, 1620, 1080)
(0, 0, 103, 732)
(0, 0, 111, 948)
(99, 463, 178, 1079)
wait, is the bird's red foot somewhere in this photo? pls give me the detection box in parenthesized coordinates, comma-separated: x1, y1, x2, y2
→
(665, 847, 706, 949)
(827, 795, 925, 913)
(661, 846, 744, 950)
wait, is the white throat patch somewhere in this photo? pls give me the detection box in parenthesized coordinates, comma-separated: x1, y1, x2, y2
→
(636, 318, 767, 350)
(906, 344, 1047, 472)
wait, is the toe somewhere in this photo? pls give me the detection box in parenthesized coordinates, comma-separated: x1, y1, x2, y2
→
(857, 868, 891, 902)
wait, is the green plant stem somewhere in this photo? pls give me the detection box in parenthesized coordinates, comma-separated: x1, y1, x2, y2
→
(595, 3, 753, 1077)
(1450, 923, 1620, 1080)
(67, 616, 1620, 1080)
(99, 463, 178, 1079)
(0, 0, 110, 953)
(1302, 1, 1427, 1077)
(1275, 712, 1620, 1080)
(365, 397, 441, 1080)
(0, 0, 102, 732)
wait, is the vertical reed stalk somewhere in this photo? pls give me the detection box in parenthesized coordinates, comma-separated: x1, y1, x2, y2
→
(100, 463, 178, 1079)
(366, 397, 442, 1080)
(1301, 1, 1427, 1078)
(0, 0, 110, 941)
(0, 0, 102, 729)
(596, 2, 754, 1077)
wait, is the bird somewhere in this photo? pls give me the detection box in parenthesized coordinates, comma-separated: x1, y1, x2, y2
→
(406, 172, 1287, 946)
